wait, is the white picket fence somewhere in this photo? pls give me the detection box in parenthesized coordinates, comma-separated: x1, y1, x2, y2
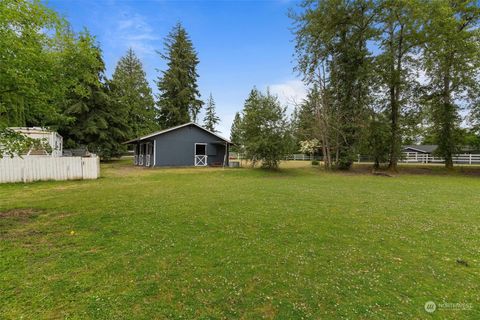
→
(0, 156, 100, 183)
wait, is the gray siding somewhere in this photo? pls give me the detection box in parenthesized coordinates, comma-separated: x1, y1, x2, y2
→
(153, 125, 227, 166)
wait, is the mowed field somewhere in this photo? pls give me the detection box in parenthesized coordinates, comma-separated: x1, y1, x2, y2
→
(1, 160, 479, 319)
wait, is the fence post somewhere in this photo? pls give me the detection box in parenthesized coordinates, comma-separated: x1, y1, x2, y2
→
(470, 154, 472, 165)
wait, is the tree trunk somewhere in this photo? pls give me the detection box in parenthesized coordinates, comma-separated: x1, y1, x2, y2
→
(324, 133, 332, 170)
(388, 24, 404, 173)
(388, 84, 399, 172)
(321, 142, 328, 170)
(442, 69, 454, 170)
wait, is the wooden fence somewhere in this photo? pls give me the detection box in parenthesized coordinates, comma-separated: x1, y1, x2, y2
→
(0, 156, 100, 183)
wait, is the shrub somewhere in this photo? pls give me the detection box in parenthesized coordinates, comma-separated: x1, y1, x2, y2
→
(311, 160, 319, 165)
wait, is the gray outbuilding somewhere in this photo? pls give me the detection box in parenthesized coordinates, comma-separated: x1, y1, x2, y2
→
(125, 122, 232, 167)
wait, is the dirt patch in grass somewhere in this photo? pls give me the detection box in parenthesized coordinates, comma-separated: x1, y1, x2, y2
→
(457, 167, 480, 176)
(103, 163, 155, 177)
(0, 208, 40, 221)
(0, 208, 42, 239)
(345, 163, 480, 177)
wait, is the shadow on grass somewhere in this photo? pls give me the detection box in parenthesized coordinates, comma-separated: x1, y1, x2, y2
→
(101, 158, 480, 179)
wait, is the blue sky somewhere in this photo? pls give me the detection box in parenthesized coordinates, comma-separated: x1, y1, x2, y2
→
(44, 0, 306, 136)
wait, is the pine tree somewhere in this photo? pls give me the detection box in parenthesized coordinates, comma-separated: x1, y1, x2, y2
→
(292, 91, 317, 142)
(111, 48, 157, 138)
(203, 93, 220, 132)
(156, 23, 203, 128)
(59, 31, 128, 159)
(240, 88, 291, 169)
(230, 112, 243, 152)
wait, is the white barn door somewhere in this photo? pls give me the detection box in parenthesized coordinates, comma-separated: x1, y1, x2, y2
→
(194, 143, 207, 166)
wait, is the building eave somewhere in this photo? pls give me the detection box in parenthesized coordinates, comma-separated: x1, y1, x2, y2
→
(123, 122, 232, 144)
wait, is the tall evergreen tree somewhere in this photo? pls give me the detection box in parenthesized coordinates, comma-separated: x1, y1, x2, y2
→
(156, 23, 203, 128)
(111, 48, 157, 138)
(292, 90, 317, 142)
(58, 31, 128, 159)
(203, 93, 220, 132)
(230, 112, 243, 152)
(240, 88, 291, 169)
(421, 0, 480, 169)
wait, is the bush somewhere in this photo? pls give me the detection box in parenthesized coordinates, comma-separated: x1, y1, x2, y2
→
(311, 160, 319, 165)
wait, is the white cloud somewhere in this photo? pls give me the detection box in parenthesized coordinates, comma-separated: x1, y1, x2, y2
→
(117, 19, 135, 31)
(105, 12, 159, 56)
(268, 79, 307, 112)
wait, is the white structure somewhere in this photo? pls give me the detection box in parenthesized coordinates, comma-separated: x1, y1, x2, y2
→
(0, 156, 100, 183)
(0, 127, 100, 183)
(10, 127, 63, 157)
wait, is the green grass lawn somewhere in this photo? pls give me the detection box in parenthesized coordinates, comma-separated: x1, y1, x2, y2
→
(1, 160, 479, 319)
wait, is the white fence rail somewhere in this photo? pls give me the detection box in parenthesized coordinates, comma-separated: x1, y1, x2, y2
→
(230, 153, 322, 161)
(230, 152, 480, 165)
(285, 154, 322, 161)
(401, 152, 480, 164)
(0, 156, 100, 183)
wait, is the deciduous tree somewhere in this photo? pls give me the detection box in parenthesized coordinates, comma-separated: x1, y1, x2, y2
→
(0, 0, 66, 127)
(291, 0, 376, 170)
(375, 0, 422, 171)
(421, 0, 480, 169)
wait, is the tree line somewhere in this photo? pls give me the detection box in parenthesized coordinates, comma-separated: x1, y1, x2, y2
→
(0, 0, 220, 159)
(290, 0, 480, 171)
(230, 0, 479, 171)
(2, 0, 479, 170)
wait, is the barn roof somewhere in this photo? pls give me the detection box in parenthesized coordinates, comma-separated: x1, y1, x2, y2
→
(124, 122, 232, 144)
(403, 145, 438, 153)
